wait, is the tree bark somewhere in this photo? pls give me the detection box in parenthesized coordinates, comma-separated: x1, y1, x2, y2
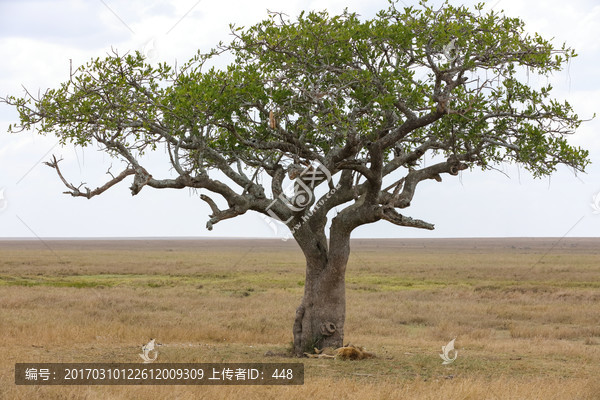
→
(293, 229, 351, 357)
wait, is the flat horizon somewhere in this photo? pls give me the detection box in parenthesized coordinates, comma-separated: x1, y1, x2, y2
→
(1, 237, 599, 254)
(0, 236, 598, 240)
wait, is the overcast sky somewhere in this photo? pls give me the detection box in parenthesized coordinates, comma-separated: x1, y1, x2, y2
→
(0, 0, 598, 239)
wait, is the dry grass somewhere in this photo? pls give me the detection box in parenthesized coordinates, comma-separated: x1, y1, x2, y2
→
(1, 238, 599, 399)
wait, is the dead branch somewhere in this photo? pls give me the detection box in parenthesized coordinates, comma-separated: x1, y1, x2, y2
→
(200, 194, 248, 230)
(199, 194, 220, 216)
(44, 155, 135, 199)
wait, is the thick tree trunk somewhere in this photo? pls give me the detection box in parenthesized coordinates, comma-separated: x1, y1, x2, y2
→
(293, 231, 351, 357)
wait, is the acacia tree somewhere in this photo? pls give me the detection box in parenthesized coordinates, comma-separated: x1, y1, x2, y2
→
(3, 2, 589, 356)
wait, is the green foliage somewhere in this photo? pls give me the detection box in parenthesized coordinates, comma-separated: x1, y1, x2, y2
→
(4, 0, 589, 177)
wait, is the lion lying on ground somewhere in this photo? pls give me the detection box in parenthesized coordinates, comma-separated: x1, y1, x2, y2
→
(304, 344, 376, 360)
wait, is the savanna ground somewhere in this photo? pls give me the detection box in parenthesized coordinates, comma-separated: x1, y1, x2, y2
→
(1, 237, 599, 399)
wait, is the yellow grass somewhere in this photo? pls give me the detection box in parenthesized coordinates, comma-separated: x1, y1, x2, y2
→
(1, 238, 599, 399)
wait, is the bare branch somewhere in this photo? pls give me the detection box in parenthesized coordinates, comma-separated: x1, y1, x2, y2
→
(200, 193, 248, 230)
(380, 207, 435, 230)
(44, 155, 135, 199)
(383, 157, 469, 208)
(199, 194, 220, 216)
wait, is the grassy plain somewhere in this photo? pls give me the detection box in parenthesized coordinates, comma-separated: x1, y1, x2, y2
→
(0, 237, 599, 399)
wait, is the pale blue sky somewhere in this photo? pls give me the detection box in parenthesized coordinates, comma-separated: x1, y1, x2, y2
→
(0, 0, 598, 238)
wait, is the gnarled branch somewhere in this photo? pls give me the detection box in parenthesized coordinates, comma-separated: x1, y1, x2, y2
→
(200, 193, 249, 230)
(379, 207, 435, 230)
(44, 155, 135, 199)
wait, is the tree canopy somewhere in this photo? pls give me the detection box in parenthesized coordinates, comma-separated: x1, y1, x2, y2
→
(5, 2, 588, 235)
